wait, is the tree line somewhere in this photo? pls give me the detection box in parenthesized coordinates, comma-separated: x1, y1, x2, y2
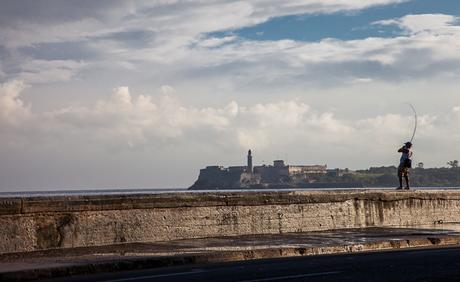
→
(313, 161, 460, 187)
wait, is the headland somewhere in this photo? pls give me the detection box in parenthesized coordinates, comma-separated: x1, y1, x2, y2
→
(189, 150, 460, 189)
(189, 150, 360, 189)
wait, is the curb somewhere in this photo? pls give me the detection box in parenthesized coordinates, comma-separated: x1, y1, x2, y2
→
(2, 236, 460, 281)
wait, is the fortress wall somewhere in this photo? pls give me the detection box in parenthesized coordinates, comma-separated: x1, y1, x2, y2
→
(1, 190, 460, 254)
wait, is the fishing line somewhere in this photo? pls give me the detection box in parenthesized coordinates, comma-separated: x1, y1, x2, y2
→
(407, 103, 417, 143)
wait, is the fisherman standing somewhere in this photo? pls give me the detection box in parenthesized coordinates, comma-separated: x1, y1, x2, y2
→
(397, 142, 413, 190)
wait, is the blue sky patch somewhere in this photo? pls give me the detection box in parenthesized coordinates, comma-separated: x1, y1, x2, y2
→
(211, 0, 460, 42)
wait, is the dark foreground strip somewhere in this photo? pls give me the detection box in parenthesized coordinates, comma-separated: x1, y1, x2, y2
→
(238, 271, 342, 282)
(2, 236, 460, 282)
(100, 270, 208, 282)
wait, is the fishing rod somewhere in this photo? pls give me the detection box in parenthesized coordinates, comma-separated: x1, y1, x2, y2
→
(407, 103, 417, 143)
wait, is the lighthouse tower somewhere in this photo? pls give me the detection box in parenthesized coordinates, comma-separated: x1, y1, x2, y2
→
(247, 150, 253, 173)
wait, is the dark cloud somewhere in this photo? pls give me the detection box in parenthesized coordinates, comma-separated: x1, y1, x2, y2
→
(0, 0, 125, 25)
(18, 42, 98, 61)
(93, 30, 156, 48)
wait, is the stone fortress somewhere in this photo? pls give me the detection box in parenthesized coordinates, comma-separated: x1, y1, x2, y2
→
(189, 150, 330, 189)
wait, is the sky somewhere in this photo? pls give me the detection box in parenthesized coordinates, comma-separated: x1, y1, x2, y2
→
(1, 0, 460, 191)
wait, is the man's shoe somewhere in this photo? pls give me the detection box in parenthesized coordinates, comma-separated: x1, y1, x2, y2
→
(404, 187, 410, 190)
(396, 187, 403, 190)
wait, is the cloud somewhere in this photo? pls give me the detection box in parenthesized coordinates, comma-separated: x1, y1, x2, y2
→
(42, 86, 239, 150)
(0, 64, 4, 79)
(188, 13, 460, 85)
(0, 81, 449, 156)
(0, 1, 408, 48)
(3, 80, 460, 189)
(373, 13, 459, 34)
(196, 36, 237, 48)
(39, 87, 357, 151)
(0, 82, 347, 150)
(72, 13, 458, 94)
(0, 80, 30, 125)
(17, 59, 87, 83)
(160, 85, 176, 95)
(2, 5, 460, 89)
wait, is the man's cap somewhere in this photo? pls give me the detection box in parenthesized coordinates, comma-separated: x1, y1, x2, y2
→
(405, 141, 413, 146)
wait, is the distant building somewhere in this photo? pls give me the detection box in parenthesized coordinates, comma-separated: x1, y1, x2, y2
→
(189, 150, 327, 189)
(326, 168, 354, 177)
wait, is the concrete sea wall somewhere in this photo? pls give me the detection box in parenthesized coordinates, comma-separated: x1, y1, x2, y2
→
(1, 190, 459, 254)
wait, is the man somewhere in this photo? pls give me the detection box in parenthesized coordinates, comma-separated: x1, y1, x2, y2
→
(397, 142, 413, 190)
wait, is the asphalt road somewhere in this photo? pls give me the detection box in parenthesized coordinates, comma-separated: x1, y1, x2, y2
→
(44, 247, 460, 282)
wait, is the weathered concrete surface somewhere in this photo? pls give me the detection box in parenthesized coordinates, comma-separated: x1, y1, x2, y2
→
(1, 190, 460, 254)
(2, 228, 460, 282)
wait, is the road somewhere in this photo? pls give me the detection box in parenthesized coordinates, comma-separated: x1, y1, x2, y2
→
(44, 247, 460, 281)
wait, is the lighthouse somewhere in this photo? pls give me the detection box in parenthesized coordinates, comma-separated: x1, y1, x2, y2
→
(247, 150, 253, 173)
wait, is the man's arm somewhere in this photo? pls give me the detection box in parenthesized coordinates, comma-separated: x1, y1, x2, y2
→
(398, 147, 405, 153)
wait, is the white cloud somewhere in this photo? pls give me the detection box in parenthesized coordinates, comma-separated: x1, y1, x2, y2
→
(160, 85, 176, 95)
(44, 86, 239, 148)
(351, 78, 373, 84)
(0, 82, 344, 150)
(2, 80, 460, 189)
(0, 80, 30, 125)
(242, 101, 310, 128)
(0, 82, 449, 157)
(196, 36, 237, 48)
(374, 13, 459, 34)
